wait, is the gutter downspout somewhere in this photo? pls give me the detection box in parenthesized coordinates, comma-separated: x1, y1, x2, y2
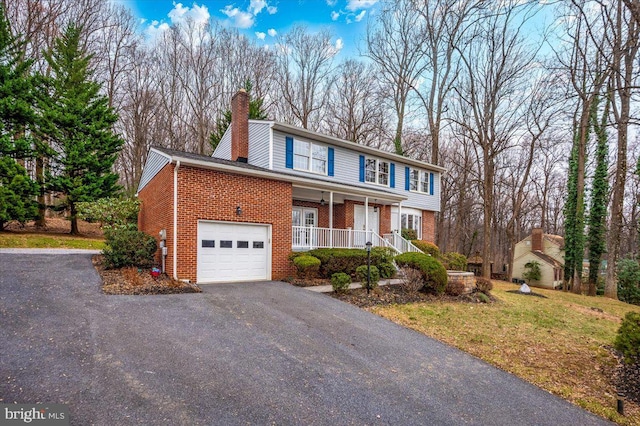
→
(173, 160, 180, 280)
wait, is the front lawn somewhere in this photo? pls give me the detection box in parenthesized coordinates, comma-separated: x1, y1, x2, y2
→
(370, 280, 640, 425)
(0, 232, 105, 250)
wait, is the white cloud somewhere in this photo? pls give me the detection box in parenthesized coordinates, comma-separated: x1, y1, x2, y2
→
(331, 11, 340, 21)
(268, 28, 277, 37)
(220, 5, 255, 28)
(354, 10, 366, 22)
(255, 31, 266, 39)
(145, 21, 170, 41)
(346, 0, 378, 11)
(168, 2, 210, 26)
(250, 0, 267, 14)
(335, 38, 343, 51)
(267, 6, 277, 14)
(326, 0, 338, 6)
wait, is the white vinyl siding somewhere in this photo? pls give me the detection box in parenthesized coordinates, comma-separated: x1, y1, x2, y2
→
(213, 128, 232, 160)
(212, 120, 271, 168)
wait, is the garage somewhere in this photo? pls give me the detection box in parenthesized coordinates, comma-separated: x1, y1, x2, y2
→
(197, 221, 271, 283)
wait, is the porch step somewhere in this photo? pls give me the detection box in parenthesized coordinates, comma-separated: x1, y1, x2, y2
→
(304, 278, 404, 293)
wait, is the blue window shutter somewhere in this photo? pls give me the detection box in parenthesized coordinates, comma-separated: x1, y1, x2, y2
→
(285, 136, 293, 169)
(328, 147, 334, 176)
(405, 167, 410, 191)
(430, 172, 434, 195)
(390, 163, 395, 188)
(359, 155, 365, 182)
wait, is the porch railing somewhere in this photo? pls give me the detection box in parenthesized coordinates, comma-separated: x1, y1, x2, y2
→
(292, 226, 399, 253)
(383, 232, 424, 254)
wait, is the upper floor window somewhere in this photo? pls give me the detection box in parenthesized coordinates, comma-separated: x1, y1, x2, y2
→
(409, 168, 430, 194)
(365, 157, 390, 186)
(294, 140, 327, 174)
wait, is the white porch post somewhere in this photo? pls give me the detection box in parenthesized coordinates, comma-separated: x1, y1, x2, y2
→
(364, 197, 369, 242)
(397, 202, 402, 233)
(329, 191, 333, 247)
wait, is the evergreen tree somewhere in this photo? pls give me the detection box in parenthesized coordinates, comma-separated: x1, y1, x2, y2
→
(209, 80, 268, 151)
(0, 4, 38, 229)
(587, 95, 609, 296)
(40, 23, 123, 234)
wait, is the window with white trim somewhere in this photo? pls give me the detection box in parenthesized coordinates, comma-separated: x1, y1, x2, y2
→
(401, 213, 422, 239)
(365, 157, 390, 186)
(410, 168, 430, 193)
(294, 140, 327, 174)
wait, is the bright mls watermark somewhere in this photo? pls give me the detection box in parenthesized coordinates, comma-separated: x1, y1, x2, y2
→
(1, 404, 69, 425)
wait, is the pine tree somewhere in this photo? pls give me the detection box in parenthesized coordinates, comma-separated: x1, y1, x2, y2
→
(209, 80, 268, 151)
(0, 4, 38, 229)
(40, 23, 123, 234)
(587, 95, 609, 296)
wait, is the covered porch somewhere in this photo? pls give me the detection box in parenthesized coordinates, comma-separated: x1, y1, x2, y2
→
(291, 185, 422, 254)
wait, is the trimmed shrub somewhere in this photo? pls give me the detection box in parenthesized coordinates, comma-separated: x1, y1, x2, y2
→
(476, 277, 493, 294)
(331, 272, 351, 293)
(477, 292, 490, 303)
(356, 265, 380, 289)
(307, 247, 395, 278)
(293, 255, 321, 279)
(77, 197, 140, 230)
(411, 240, 440, 257)
(445, 280, 466, 296)
(614, 312, 640, 364)
(103, 228, 157, 269)
(378, 262, 396, 279)
(400, 267, 424, 293)
(401, 228, 418, 241)
(395, 252, 447, 295)
(617, 258, 640, 306)
(441, 252, 467, 271)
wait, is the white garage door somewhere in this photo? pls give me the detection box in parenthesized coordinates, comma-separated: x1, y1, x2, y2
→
(197, 221, 270, 283)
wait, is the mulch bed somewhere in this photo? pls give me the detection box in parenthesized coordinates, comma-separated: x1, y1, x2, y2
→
(330, 285, 495, 308)
(92, 255, 201, 295)
(612, 350, 640, 406)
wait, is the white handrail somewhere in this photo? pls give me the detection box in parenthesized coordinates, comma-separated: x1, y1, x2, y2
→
(292, 226, 399, 253)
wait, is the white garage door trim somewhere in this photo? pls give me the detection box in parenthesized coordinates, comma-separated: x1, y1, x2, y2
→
(197, 220, 272, 284)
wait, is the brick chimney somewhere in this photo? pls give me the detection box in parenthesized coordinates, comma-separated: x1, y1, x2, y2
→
(231, 89, 249, 163)
(531, 227, 543, 252)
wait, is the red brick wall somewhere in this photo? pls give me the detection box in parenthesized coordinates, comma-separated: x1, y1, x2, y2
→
(380, 205, 391, 235)
(138, 164, 174, 270)
(333, 203, 346, 229)
(422, 210, 435, 243)
(231, 90, 249, 161)
(139, 164, 293, 283)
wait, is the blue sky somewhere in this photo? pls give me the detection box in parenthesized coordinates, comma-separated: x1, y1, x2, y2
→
(113, 0, 381, 56)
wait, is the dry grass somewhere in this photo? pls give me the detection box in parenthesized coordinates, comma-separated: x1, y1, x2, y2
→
(371, 280, 640, 425)
(1, 217, 104, 249)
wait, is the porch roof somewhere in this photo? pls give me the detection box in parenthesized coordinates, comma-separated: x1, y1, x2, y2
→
(146, 146, 406, 203)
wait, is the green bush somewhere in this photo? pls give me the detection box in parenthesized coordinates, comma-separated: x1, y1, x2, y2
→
(401, 228, 418, 241)
(306, 247, 394, 278)
(395, 252, 447, 295)
(411, 240, 440, 257)
(378, 262, 396, 279)
(331, 272, 351, 293)
(103, 228, 157, 269)
(477, 292, 490, 303)
(617, 258, 640, 306)
(614, 312, 640, 364)
(77, 197, 140, 230)
(441, 252, 467, 271)
(356, 265, 380, 289)
(293, 255, 321, 279)
(475, 277, 493, 294)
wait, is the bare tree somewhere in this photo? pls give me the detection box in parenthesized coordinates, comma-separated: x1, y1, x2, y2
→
(275, 25, 337, 131)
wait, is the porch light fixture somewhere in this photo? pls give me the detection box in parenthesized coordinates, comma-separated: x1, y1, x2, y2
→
(236, 206, 242, 216)
(373, 199, 378, 212)
(320, 192, 325, 206)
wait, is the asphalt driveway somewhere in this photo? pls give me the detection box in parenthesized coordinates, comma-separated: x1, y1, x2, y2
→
(0, 252, 611, 425)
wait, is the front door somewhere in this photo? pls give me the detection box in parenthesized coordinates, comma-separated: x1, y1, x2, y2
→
(292, 207, 317, 247)
(354, 205, 379, 246)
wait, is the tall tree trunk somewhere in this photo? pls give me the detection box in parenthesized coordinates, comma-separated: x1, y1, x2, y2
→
(35, 155, 46, 228)
(70, 202, 79, 235)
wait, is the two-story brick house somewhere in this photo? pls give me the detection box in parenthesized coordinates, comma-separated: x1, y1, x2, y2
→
(137, 89, 445, 284)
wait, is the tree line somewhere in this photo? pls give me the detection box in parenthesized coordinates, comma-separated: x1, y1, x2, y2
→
(1, 0, 639, 298)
